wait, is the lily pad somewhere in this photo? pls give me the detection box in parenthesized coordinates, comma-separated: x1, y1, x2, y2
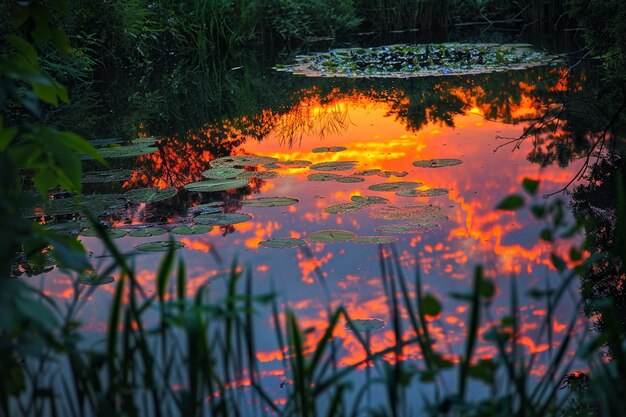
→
(80, 228, 129, 239)
(335, 176, 365, 183)
(346, 318, 386, 332)
(125, 187, 177, 204)
(368, 182, 423, 192)
(396, 188, 449, 197)
(309, 161, 357, 172)
(259, 238, 307, 248)
(128, 227, 167, 237)
(82, 169, 133, 183)
(211, 155, 278, 167)
(135, 240, 185, 252)
(378, 170, 408, 178)
(201, 166, 245, 179)
(192, 201, 223, 210)
(413, 159, 463, 168)
(308, 173, 342, 181)
(351, 195, 389, 205)
(81, 143, 157, 160)
(193, 212, 252, 226)
(353, 169, 382, 176)
(374, 223, 441, 234)
(35, 194, 127, 217)
(242, 197, 299, 207)
(324, 203, 366, 215)
(353, 236, 399, 244)
(370, 204, 446, 221)
(79, 272, 115, 286)
(43, 221, 84, 235)
(171, 225, 213, 235)
(312, 146, 347, 153)
(184, 179, 249, 193)
(307, 230, 356, 243)
(236, 170, 279, 180)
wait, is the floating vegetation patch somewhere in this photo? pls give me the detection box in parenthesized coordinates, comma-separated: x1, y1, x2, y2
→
(276, 43, 555, 78)
(308, 173, 342, 181)
(413, 158, 463, 168)
(135, 240, 185, 252)
(81, 142, 157, 160)
(370, 204, 446, 221)
(351, 195, 389, 205)
(202, 166, 245, 179)
(235, 170, 279, 180)
(307, 230, 356, 243)
(211, 155, 278, 167)
(34, 194, 127, 217)
(335, 176, 365, 183)
(42, 221, 84, 235)
(324, 202, 367, 215)
(184, 179, 249, 193)
(79, 272, 115, 286)
(378, 170, 408, 178)
(396, 188, 449, 197)
(128, 227, 167, 237)
(259, 238, 307, 248)
(80, 228, 129, 239)
(171, 225, 213, 235)
(368, 181, 422, 192)
(193, 212, 252, 226)
(125, 187, 177, 204)
(309, 161, 358, 172)
(82, 169, 133, 184)
(242, 197, 299, 207)
(353, 236, 399, 244)
(346, 318, 386, 332)
(374, 222, 441, 234)
(312, 146, 347, 153)
(353, 169, 382, 176)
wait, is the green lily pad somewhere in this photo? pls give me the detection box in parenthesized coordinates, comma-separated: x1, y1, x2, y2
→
(378, 170, 408, 178)
(201, 166, 245, 179)
(79, 272, 115, 286)
(125, 187, 177, 204)
(35, 194, 127, 217)
(307, 230, 356, 243)
(312, 146, 347, 153)
(171, 225, 213, 235)
(43, 221, 84, 235)
(192, 201, 223, 210)
(353, 169, 382, 176)
(309, 161, 357, 172)
(236, 170, 279, 180)
(308, 173, 342, 181)
(351, 195, 389, 205)
(193, 212, 252, 225)
(354, 236, 399, 244)
(128, 227, 167, 237)
(82, 169, 133, 183)
(135, 240, 185, 252)
(346, 318, 386, 332)
(259, 238, 307, 248)
(336, 176, 365, 183)
(184, 179, 249, 192)
(324, 202, 366, 215)
(368, 182, 423, 192)
(81, 143, 157, 160)
(211, 155, 278, 167)
(413, 159, 463, 168)
(80, 228, 129, 239)
(396, 188, 449, 197)
(374, 223, 441, 234)
(131, 137, 159, 146)
(242, 197, 299, 207)
(370, 204, 446, 221)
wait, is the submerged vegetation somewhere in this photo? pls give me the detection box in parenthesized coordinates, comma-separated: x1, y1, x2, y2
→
(2, 0, 626, 416)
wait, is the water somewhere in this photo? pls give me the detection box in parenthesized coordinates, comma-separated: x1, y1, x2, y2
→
(33, 57, 598, 411)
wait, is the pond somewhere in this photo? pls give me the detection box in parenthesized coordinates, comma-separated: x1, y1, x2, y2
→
(30, 45, 597, 411)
